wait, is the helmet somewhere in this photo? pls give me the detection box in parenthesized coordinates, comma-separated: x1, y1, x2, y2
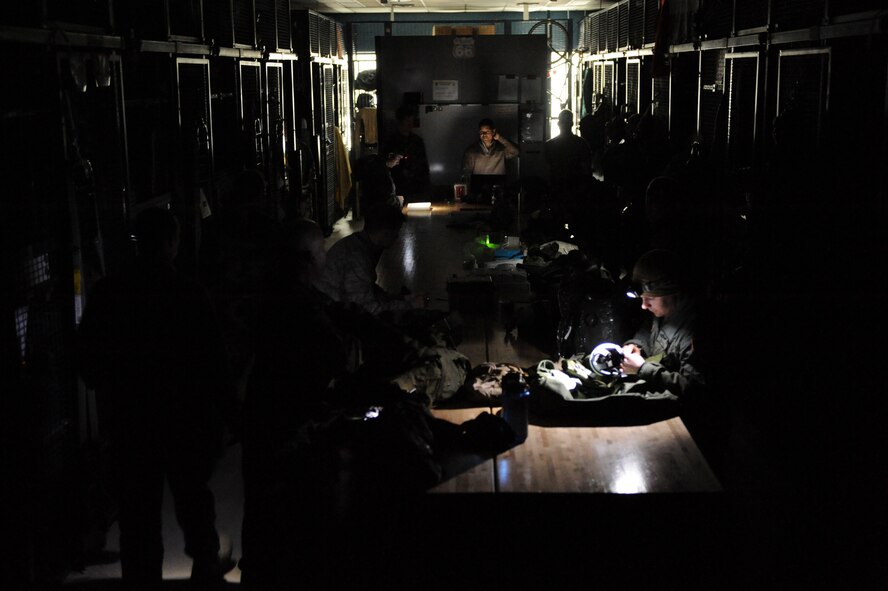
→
(631, 249, 684, 297)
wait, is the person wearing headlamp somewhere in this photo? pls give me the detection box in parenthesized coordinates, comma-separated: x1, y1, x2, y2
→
(619, 248, 705, 399)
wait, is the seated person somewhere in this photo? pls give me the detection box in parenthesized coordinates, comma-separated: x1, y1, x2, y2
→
(315, 202, 425, 316)
(619, 248, 705, 400)
(462, 117, 518, 202)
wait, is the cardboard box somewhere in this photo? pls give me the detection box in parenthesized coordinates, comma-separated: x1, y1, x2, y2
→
(453, 26, 474, 36)
(433, 25, 452, 36)
(476, 25, 496, 35)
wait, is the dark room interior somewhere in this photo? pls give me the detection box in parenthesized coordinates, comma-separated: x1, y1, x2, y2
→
(2, 1, 887, 589)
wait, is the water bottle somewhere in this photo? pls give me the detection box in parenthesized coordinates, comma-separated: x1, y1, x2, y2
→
(501, 371, 530, 443)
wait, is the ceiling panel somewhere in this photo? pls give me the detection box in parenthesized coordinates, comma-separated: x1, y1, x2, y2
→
(294, 0, 617, 15)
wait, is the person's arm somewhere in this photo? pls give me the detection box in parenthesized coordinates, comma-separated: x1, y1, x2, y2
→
(635, 337, 704, 399)
(338, 248, 412, 315)
(622, 329, 704, 398)
(494, 133, 520, 158)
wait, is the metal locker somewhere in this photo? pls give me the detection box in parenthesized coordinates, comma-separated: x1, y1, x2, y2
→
(233, 0, 257, 47)
(698, 49, 727, 154)
(114, 0, 205, 42)
(668, 52, 699, 148)
(697, 0, 734, 40)
(652, 72, 669, 121)
(266, 62, 288, 211)
(44, 0, 113, 32)
(587, 12, 600, 54)
(771, 0, 826, 32)
(626, 59, 642, 115)
(643, 0, 659, 46)
(239, 61, 264, 170)
(734, 0, 769, 33)
(175, 58, 214, 273)
(776, 49, 830, 148)
(310, 62, 338, 230)
(629, 0, 645, 49)
(2, 55, 79, 556)
(619, 1, 629, 49)
(607, 8, 619, 52)
(725, 53, 760, 170)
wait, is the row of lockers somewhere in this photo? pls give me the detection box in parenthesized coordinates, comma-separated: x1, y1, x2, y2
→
(1, 24, 349, 573)
(2, 1, 346, 57)
(579, 0, 885, 54)
(582, 35, 883, 183)
(2, 50, 349, 292)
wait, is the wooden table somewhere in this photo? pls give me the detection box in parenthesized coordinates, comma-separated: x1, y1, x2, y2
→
(429, 407, 722, 494)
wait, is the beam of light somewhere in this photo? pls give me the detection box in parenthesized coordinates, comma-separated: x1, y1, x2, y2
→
(401, 224, 416, 280)
(611, 459, 648, 494)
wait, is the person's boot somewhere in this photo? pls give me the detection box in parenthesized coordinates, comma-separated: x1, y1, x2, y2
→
(190, 533, 236, 590)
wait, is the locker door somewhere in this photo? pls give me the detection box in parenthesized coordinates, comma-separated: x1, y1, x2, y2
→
(311, 62, 337, 230)
(321, 64, 338, 226)
(590, 61, 618, 112)
(776, 49, 830, 148)
(626, 59, 642, 115)
(698, 49, 727, 160)
(668, 52, 699, 149)
(2, 55, 79, 577)
(239, 61, 264, 170)
(233, 0, 257, 47)
(210, 57, 240, 175)
(725, 53, 760, 170)
(175, 58, 214, 274)
(266, 62, 287, 210)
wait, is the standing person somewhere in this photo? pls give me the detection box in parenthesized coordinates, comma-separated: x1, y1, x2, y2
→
(239, 217, 354, 590)
(544, 109, 594, 233)
(78, 207, 236, 590)
(545, 109, 593, 187)
(383, 105, 430, 203)
(462, 118, 519, 201)
(352, 152, 403, 213)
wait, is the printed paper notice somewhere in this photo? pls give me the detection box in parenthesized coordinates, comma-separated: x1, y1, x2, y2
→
(432, 80, 459, 101)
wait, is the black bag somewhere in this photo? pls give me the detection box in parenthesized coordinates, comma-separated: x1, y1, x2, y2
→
(342, 393, 442, 495)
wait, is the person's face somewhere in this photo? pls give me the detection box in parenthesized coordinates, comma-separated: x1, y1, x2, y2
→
(479, 125, 495, 146)
(640, 294, 674, 318)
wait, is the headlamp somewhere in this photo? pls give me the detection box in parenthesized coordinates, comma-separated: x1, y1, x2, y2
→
(628, 278, 681, 298)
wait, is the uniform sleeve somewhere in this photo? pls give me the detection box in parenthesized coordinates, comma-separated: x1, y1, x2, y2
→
(623, 319, 652, 355)
(328, 239, 411, 315)
(343, 263, 411, 315)
(636, 335, 705, 399)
